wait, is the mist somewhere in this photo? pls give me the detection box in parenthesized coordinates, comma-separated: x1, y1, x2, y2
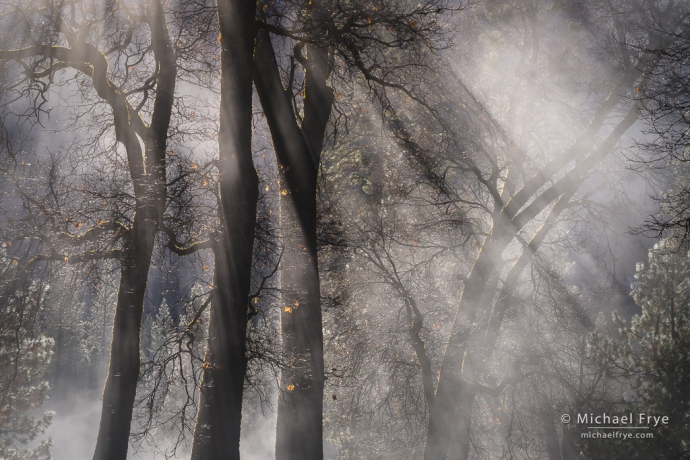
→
(1, 0, 689, 459)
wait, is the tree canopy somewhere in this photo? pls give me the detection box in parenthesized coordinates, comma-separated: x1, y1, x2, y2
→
(0, 0, 689, 459)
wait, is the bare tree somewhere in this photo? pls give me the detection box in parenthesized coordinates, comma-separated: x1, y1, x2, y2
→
(252, 0, 452, 455)
(0, 0, 177, 458)
(306, 1, 690, 458)
(190, 0, 260, 458)
(405, 2, 690, 458)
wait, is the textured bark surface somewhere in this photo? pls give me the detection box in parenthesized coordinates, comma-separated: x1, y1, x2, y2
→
(92, 2, 176, 458)
(254, 30, 332, 460)
(190, 0, 258, 458)
(92, 214, 157, 460)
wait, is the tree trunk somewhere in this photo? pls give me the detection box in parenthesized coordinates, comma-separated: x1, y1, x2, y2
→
(540, 401, 561, 460)
(424, 231, 512, 460)
(273, 164, 323, 460)
(190, 0, 258, 457)
(92, 2, 176, 458)
(446, 389, 475, 460)
(425, 72, 647, 459)
(92, 211, 157, 460)
(561, 425, 579, 460)
(254, 30, 333, 460)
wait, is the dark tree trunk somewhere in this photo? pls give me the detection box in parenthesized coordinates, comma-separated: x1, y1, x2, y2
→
(191, 234, 256, 460)
(273, 162, 323, 460)
(92, 2, 176, 458)
(190, 0, 258, 457)
(92, 212, 157, 460)
(254, 30, 333, 460)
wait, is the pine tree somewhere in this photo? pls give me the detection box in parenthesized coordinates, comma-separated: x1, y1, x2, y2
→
(592, 239, 690, 459)
(0, 244, 53, 460)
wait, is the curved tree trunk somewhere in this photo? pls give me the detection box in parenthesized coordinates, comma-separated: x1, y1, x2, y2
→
(92, 213, 157, 460)
(424, 49, 653, 457)
(190, 0, 258, 457)
(92, 2, 176, 458)
(254, 30, 333, 460)
(424, 230, 512, 460)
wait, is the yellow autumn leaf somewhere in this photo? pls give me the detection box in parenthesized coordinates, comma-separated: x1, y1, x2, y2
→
(287, 384, 295, 391)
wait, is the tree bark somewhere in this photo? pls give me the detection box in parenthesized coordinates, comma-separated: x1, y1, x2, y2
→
(92, 2, 175, 458)
(190, 0, 258, 458)
(92, 214, 157, 460)
(254, 29, 333, 460)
